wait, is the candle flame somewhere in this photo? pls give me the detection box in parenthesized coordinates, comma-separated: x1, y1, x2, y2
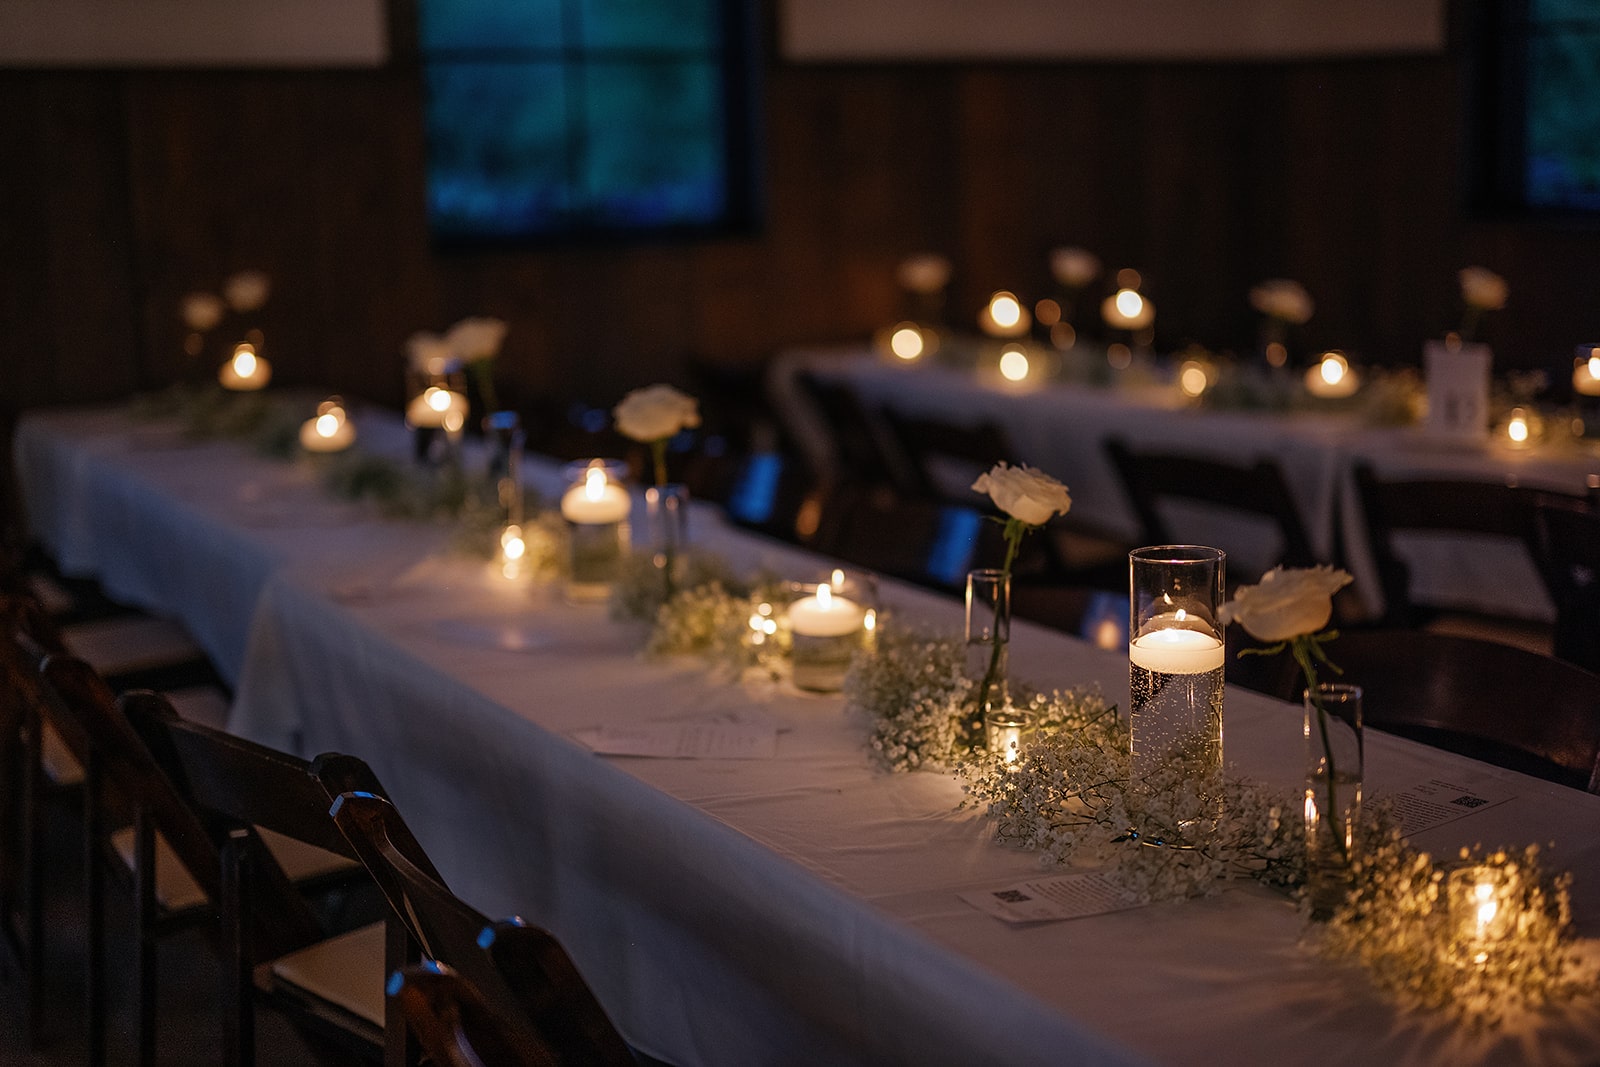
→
(1588, 351, 1600, 378)
(501, 525, 526, 561)
(816, 583, 833, 609)
(863, 609, 877, 632)
(830, 569, 845, 590)
(1179, 362, 1209, 397)
(1319, 352, 1348, 385)
(425, 387, 451, 413)
(889, 325, 925, 361)
(1174, 608, 1187, 622)
(314, 413, 340, 438)
(1508, 414, 1529, 443)
(989, 292, 1022, 329)
(584, 466, 607, 500)
(232, 347, 257, 377)
(1114, 288, 1144, 320)
(999, 346, 1030, 381)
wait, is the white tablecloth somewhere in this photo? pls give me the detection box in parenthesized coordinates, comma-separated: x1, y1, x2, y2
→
(771, 347, 1600, 622)
(16, 405, 1600, 1066)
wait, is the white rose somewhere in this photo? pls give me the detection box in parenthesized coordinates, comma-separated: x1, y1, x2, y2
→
(1219, 565, 1352, 643)
(613, 384, 700, 443)
(406, 331, 456, 376)
(181, 292, 224, 332)
(1050, 246, 1102, 289)
(1248, 279, 1314, 325)
(1459, 266, 1508, 311)
(896, 253, 952, 295)
(970, 462, 1071, 527)
(444, 316, 507, 362)
(224, 270, 271, 313)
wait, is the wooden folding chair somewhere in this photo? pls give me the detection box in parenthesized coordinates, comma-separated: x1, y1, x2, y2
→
(389, 961, 559, 1067)
(319, 782, 637, 1067)
(1228, 629, 1600, 792)
(1533, 496, 1600, 673)
(1106, 437, 1319, 579)
(34, 651, 389, 1067)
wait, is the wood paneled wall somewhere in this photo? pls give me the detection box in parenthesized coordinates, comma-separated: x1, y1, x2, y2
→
(3, 31, 1596, 427)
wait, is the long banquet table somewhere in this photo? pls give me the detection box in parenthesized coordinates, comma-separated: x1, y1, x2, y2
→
(15, 403, 1600, 1066)
(770, 346, 1600, 623)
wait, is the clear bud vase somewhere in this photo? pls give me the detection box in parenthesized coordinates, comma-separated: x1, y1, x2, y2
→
(965, 568, 1011, 747)
(1304, 683, 1363, 921)
(646, 483, 690, 598)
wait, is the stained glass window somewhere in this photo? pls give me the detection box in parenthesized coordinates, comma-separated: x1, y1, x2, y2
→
(1524, 0, 1600, 210)
(417, 0, 759, 241)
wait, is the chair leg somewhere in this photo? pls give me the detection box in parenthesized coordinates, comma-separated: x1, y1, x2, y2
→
(384, 918, 421, 1067)
(83, 753, 106, 1067)
(134, 811, 161, 1067)
(20, 711, 46, 1047)
(221, 827, 255, 1067)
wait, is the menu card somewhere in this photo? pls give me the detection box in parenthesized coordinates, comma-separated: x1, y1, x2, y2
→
(1387, 777, 1516, 835)
(576, 722, 780, 760)
(960, 872, 1143, 924)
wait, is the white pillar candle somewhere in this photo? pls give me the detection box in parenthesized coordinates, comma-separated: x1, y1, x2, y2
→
(218, 343, 271, 390)
(405, 385, 468, 429)
(1573, 349, 1600, 397)
(788, 583, 865, 692)
(1304, 351, 1360, 399)
(560, 466, 631, 525)
(299, 408, 356, 453)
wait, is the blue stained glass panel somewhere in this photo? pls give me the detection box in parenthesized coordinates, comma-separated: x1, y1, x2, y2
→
(419, 0, 562, 52)
(1525, 0, 1600, 211)
(423, 62, 571, 240)
(578, 0, 717, 50)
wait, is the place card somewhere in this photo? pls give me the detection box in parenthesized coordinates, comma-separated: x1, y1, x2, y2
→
(576, 722, 779, 760)
(1386, 777, 1516, 835)
(959, 872, 1143, 924)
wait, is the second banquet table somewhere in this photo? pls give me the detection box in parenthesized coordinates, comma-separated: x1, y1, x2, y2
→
(15, 404, 1600, 1066)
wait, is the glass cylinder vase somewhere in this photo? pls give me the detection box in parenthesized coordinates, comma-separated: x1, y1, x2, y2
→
(1127, 546, 1225, 786)
(1304, 683, 1364, 921)
(966, 568, 1011, 745)
(645, 483, 690, 597)
(560, 459, 631, 603)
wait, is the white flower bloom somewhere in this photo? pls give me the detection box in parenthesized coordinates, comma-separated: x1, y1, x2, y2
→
(1219, 565, 1353, 643)
(180, 291, 224, 332)
(613, 384, 700, 443)
(406, 331, 455, 376)
(223, 270, 271, 313)
(1050, 246, 1102, 289)
(444, 316, 507, 362)
(1248, 279, 1314, 325)
(896, 253, 952, 295)
(971, 462, 1071, 527)
(1459, 266, 1508, 311)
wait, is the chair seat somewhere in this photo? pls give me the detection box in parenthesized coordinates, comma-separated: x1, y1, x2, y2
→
(110, 825, 361, 912)
(40, 719, 85, 786)
(266, 921, 387, 1028)
(163, 684, 231, 730)
(61, 615, 205, 677)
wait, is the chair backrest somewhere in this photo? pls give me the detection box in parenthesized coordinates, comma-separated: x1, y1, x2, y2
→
(1105, 438, 1318, 576)
(791, 371, 912, 491)
(35, 655, 328, 960)
(1234, 629, 1600, 792)
(324, 788, 635, 1067)
(1533, 497, 1600, 673)
(388, 961, 559, 1067)
(878, 408, 1016, 507)
(1350, 463, 1580, 626)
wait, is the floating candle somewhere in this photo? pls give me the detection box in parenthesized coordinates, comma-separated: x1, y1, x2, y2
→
(560, 464, 631, 525)
(1129, 625, 1225, 675)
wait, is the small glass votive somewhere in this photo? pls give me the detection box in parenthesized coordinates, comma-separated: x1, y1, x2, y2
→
(560, 459, 631, 603)
(985, 707, 1036, 765)
(1448, 864, 1517, 967)
(787, 581, 866, 692)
